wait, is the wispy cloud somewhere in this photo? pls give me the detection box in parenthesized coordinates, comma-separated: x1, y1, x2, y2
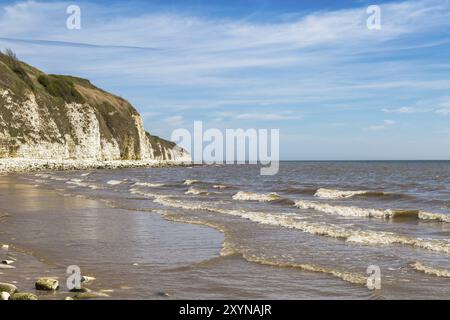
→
(365, 119, 397, 131)
(1, 0, 450, 159)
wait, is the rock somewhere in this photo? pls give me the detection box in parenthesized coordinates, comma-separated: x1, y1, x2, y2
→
(1, 245, 8, 250)
(0, 283, 18, 295)
(1, 260, 14, 265)
(64, 296, 74, 300)
(73, 291, 109, 300)
(35, 277, 59, 291)
(9, 292, 38, 300)
(0, 264, 16, 269)
(1, 292, 10, 300)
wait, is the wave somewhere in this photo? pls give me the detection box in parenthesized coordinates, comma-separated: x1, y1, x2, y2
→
(418, 211, 450, 223)
(185, 187, 210, 196)
(411, 262, 450, 278)
(133, 182, 165, 188)
(213, 184, 228, 190)
(183, 179, 199, 185)
(314, 188, 386, 199)
(106, 180, 123, 185)
(232, 191, 282, 202)
(243, 255, 367, 285)
(161, 212, 366, 286)
(294, 200, 450, 222)
(66, 179, 90, 188)
(140, 193, 450, 254)
(280, 187, 317, 195)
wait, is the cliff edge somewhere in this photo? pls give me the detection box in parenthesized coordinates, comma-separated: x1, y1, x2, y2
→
(0, 50, 190, 162)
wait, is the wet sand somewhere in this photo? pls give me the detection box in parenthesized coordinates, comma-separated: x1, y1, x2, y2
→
(0, 174, 223, 299)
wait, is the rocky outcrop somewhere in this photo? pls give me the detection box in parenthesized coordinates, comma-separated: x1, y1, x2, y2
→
(0, 51, 190, 162)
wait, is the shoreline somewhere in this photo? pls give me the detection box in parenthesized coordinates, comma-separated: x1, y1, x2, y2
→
(0, 174, 224, 300)
(0, 158, 194, 174)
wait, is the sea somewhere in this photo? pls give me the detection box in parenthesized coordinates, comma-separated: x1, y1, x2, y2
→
(0, 161, 449, 299)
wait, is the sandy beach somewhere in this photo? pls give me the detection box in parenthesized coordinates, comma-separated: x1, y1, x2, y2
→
(0, 173, 223, 299)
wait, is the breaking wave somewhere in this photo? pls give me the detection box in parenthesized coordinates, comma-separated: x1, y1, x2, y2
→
(411, 262, 450, 278)
(314, 188, 386, 199)
(183, 179, 199, 185)
(213, 184, 228, 190)
(243, 255, 367, 285)
(232, 191, 282, 202)
(107, 180, 123, 185)
(133, 182, 165, 188)
(133, 191, 450, 254)
(185, 187, 210, 196)
(294, 200, 450, 222)
(161, 212, 366, 286)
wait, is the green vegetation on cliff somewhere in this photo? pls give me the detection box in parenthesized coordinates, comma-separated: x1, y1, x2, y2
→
(0, 49, 186, 161)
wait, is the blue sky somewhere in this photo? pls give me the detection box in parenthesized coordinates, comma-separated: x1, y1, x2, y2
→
(1, 0, 450, 160)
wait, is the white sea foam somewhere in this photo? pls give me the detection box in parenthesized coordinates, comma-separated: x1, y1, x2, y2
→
(213, 185, 228, 189)
(294, 200, 448, 222)
(232, 191, 281, 202)
(183, 179, 199, 185)
(314, 188, 378, 199)
(185, 187, 210, 195)
(143, 194, 450, 254)
(411, 262, 450, 278)
(66, 179, 89, 187)
(133, 182, 165, 188)
(295, 200, 388, 218)
(106, 180, 123, 185)
(243, 255, 367, 285)
(418, 211, 450, 223)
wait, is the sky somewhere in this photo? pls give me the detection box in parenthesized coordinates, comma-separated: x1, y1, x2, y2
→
(1, 0, 450, 160)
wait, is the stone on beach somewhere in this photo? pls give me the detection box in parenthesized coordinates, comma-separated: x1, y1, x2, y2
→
(73, 291, 109, 300)
(0, 283, 18, 295)
(35, 277, 59, 291)
(1, 259, 14, 265)
(9, 292, 38, 300)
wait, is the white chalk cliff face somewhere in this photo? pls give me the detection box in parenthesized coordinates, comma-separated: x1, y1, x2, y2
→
(0, 53, 190, 162)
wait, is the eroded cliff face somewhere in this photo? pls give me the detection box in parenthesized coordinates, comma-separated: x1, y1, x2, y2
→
(0, 53, 190, 162)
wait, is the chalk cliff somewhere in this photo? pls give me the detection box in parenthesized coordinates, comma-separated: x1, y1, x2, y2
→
(0, 51, 190, 161)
